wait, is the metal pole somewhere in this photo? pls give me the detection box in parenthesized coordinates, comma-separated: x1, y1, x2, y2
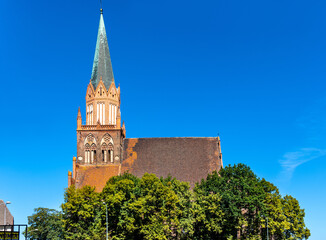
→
(3, 201, 11, 230)
(4, 205, 6, 228)
(266, 217, 269, 240)
(102, 201, 108, 240)
(106, 203, 108, 240)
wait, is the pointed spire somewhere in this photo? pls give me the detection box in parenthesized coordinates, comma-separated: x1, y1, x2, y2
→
(90, 9, 114, 90)
(77, 107, 81, 117)
(77, 107, 82, 129)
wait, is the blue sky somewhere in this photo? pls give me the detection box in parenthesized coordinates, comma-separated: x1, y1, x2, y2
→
(1, 0, 325, 239)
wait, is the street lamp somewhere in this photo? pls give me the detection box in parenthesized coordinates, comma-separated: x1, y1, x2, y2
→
(102, 201, 108, 240)
(0, 201, 11, 231)
(261, 214, 269, 240)
(3, 201, 11, 226)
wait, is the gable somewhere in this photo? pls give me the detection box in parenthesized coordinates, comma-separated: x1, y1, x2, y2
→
(94, 80, 108, 98)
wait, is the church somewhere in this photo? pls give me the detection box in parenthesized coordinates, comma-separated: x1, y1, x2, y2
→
(68, 9, 223, 191)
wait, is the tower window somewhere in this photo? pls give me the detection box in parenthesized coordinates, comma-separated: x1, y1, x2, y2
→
(102, 150, 107, 162)
(101, 134, 113, 163)
(85, 150, 91, 164)
(110, 150, 114, 163)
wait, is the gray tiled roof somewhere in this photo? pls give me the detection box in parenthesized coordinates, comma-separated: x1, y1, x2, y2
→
(90, 10, 114, 90)
(0, 200, 14, 225)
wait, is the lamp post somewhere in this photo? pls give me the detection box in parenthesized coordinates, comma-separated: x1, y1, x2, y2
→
(1, 201, 11, 231)
(261, 214, 269, 240)
(103, 202, 108, 240)
(3, 201, 11, 227)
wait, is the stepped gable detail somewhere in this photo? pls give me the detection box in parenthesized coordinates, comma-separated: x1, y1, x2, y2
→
(68, 9, 223, 192)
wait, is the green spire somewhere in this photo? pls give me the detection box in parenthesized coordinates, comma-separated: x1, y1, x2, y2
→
(90, 9, 114, 90)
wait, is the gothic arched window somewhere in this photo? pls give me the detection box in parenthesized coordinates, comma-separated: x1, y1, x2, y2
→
(91, 143, 97, 163)
(84, 134, 97, 164)
(85, 143, 90, 164)
(101, 134, 114, 163)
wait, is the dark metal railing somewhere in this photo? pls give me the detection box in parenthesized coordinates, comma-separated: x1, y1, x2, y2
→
(0, 224, 27, 240)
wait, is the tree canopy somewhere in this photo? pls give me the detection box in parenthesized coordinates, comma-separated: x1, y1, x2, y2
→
(26, 207, 63, 240)
(27, 164, 310, 240)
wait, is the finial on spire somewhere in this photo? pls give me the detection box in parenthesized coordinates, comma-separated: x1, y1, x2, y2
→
(100, 8, 103, 14)
(100, 0, 103, 14)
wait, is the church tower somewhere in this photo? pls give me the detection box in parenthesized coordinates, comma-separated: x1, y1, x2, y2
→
(69, 9, 126, 188)
(68, 8, 223, 191)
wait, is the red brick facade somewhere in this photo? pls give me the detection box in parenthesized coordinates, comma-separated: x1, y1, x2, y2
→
(68, 10, 223, 192)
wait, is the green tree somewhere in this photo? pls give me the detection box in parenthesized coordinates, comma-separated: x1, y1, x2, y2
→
(260, 179, 310, 240)
(260, 178, 289, 240)
(161, 176, 195, 239)
(130, 173, 181, 239)
(61, 185, 103, 240)
(196, 163, 266, 239)
(28, 166, 310, 240)
(100, 172, 140, 239)
(282, 195, 310, 240)
(192, 187, 224, 240)
(27, 207, 63, 240)
(100, 173, 193, 240)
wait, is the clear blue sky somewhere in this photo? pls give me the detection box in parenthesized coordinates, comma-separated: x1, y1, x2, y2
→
(1, 0, 325, 239)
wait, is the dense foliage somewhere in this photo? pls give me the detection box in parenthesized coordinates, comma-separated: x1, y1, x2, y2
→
(27, 208, 63, 240)
(27, 164, 310, 240)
